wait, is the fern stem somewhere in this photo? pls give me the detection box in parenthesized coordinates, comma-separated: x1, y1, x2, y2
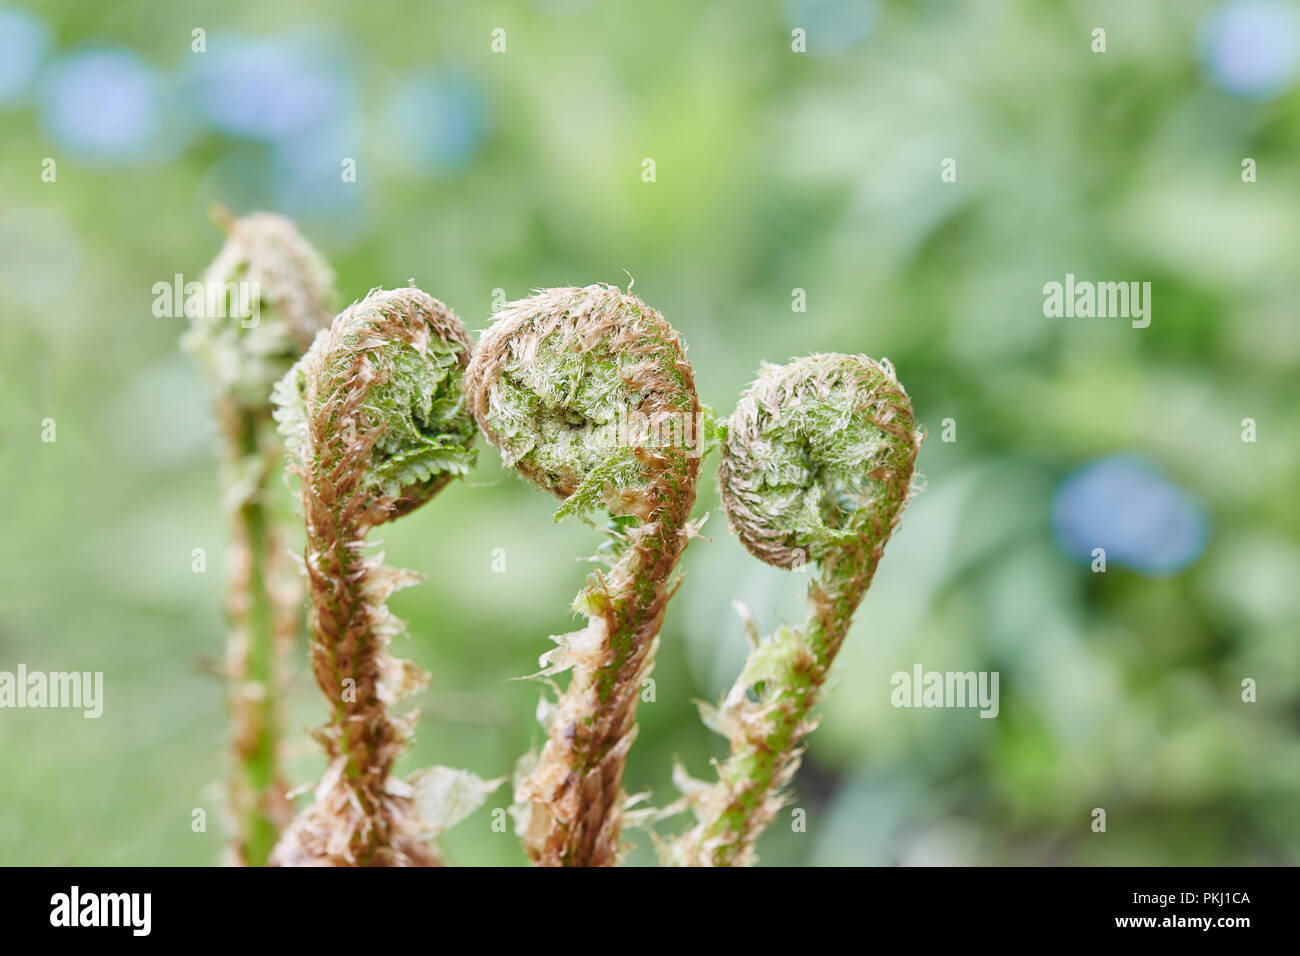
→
(270, 286, 478, 866)
(184, 212, 336, 865)
(467, 285, 702, 866)
(670, 354, 922, 866)
(223, 404, 297, 865)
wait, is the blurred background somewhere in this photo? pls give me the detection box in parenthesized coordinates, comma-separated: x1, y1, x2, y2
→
(1, 0, 1298, 866)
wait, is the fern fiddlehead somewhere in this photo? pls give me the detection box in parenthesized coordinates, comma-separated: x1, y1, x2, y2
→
(269, 286, 478, 866)
(466, 284, 702, 866)
(669, 353, 922, 867)
(182, 210, 336, 866)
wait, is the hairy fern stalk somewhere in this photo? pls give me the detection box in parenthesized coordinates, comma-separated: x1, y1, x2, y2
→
(669, 353, 923, 867)
(467, 285, 702, 867)
(269, 286, 482, 866)
(182, 211, 336, 866)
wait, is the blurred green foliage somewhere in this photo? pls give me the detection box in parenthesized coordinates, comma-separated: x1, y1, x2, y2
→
(1, 0, 1297, 865)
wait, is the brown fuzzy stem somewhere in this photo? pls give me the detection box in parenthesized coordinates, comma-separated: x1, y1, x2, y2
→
(270, 287, 475, 867)
(670, 353, 921, 866)
(287, 452, 435, 865)
(672, 547, 872, 867)
(184, 211, 339, 865)
(518, 468, 697, 866)
(467, 285, 702, 866)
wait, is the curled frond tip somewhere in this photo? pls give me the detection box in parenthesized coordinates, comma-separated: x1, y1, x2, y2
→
(465, 284, 701, 522)
(719, 353, 922, 569)
(272, 286, 477, 525)
(183, 211, 337, 406)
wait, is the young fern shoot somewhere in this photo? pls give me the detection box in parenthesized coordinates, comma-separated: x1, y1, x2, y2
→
(466, 285, 702, 866)
(669, 354, 923, 867)
(269, 287, 480, 866)
(182, 211, 336, 866)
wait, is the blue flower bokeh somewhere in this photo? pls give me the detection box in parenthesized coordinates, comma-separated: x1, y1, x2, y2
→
(187, 32, 355, 143)
(383, 71, 487, 176)
(38, 47, 175, 163)
(1051, 456, 1210, 575)
(1201, 0, 1300, 100)
(783, 0, 877, 56)
(0, 6, 51, 105)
